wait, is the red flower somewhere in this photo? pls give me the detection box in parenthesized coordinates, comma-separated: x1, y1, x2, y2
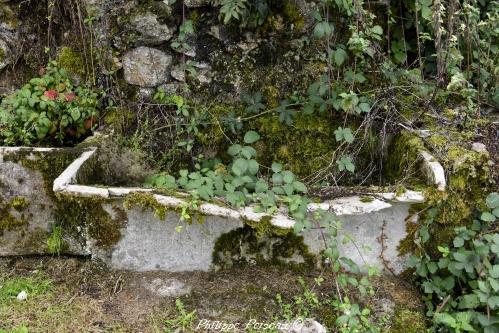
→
(65, 92, 76, 102)
(44, 89, 58, 100)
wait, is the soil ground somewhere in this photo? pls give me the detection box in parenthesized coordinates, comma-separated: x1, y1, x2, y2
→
(0, 257, 423, 333)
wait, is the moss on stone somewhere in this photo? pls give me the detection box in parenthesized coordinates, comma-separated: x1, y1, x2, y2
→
(123, 192, 168, 220)
(0, 4, 18, 30)
(262, 85, 280, 109)
(1, 149, 85, 247)
(212, 225, 316, 270)
(0, 196, 29, 236)
(389, 308, 426, 333)
(57, 46, 86, 77)
(54, 195, 127, 249)
(244, 216, 291, 237)
(385, 131, 426, 183)
(282, 1, 305, 32)
(360, 195, 375, 203)
(89, 204, 127, 248)
(398, 123, 495, 257)
(102, 107, 136, 134)
(3, 148, 127, 249)
(194, 102, 243, 150)
(251, 113, 339, 177)
(426, 134, 448, 150)
(3, 149, 81, 202)
(109, 0, 173, 51)
(10, 197, 29, 211)
(123, 192, 211, 225)
(206, 37, 323, 102)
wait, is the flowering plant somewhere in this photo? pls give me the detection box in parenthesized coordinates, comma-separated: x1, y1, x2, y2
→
(0, 61, 99, 146)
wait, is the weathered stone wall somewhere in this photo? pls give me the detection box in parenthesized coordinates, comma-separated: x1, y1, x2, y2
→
(0, 0, 395, 181)
(1, 0, 319, 101)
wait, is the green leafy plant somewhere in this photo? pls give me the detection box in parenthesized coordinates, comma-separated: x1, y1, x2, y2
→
(215, 0, 271, 27)
(275, 278, 327, 322)
(313, 11, 334, 40)
(163, 299, 197, 331)
(152, 91, 204, 152)
(170, 19, 199, 79)
(334, 127, 354, 144)
(171, 20, 194, 54)
(216, 0, 248, 24)
(334, 297, 378, 333)
(408, 192, 499, 333)
(336, 155, 355, 173)
(241, 92, 265, 114)
(0, 61, 99, 146)
(145, 130, 307, 212)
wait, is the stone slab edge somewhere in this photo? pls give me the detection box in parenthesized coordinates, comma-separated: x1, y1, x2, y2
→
(419, 151, 447, 191)
(0, 146, 60, 162)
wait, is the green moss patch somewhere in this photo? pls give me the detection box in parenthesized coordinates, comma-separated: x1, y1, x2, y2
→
(385, 130, 426, 183)
(213, 225, 316, 270)
(3, 149, 81, 201)
(399, 122, 495, 256)
(55, 195, 127, 249)
(389, 308, 426, 333)
(123, 192, 169, 220)
(57, 46, 86, 77)
(0, 3, 18, 30)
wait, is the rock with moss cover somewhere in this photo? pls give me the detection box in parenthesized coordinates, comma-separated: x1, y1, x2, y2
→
(0, 38, 10, 71)
(0, 2, 15, 71)
(122, 47, 172, 87)
(184, 0, 211, 8)
(0, 2, 19, 73)
(130, 12, 175, 45)
(0, 2, 17, 31)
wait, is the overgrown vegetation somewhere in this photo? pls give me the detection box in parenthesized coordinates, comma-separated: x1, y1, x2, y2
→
(408, 192, 499, 332)
(0, 0, 497, 331)
(0, 61, 100, 146)
(139, 1, 497, 331)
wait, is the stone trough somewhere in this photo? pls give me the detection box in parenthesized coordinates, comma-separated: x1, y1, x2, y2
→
(0, 142, 446, 274)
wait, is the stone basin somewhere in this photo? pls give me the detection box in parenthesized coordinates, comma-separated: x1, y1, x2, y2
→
(0, 137, 446, 274)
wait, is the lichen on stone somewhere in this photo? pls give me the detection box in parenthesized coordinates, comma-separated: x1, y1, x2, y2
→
(0, 196, 30, 236)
